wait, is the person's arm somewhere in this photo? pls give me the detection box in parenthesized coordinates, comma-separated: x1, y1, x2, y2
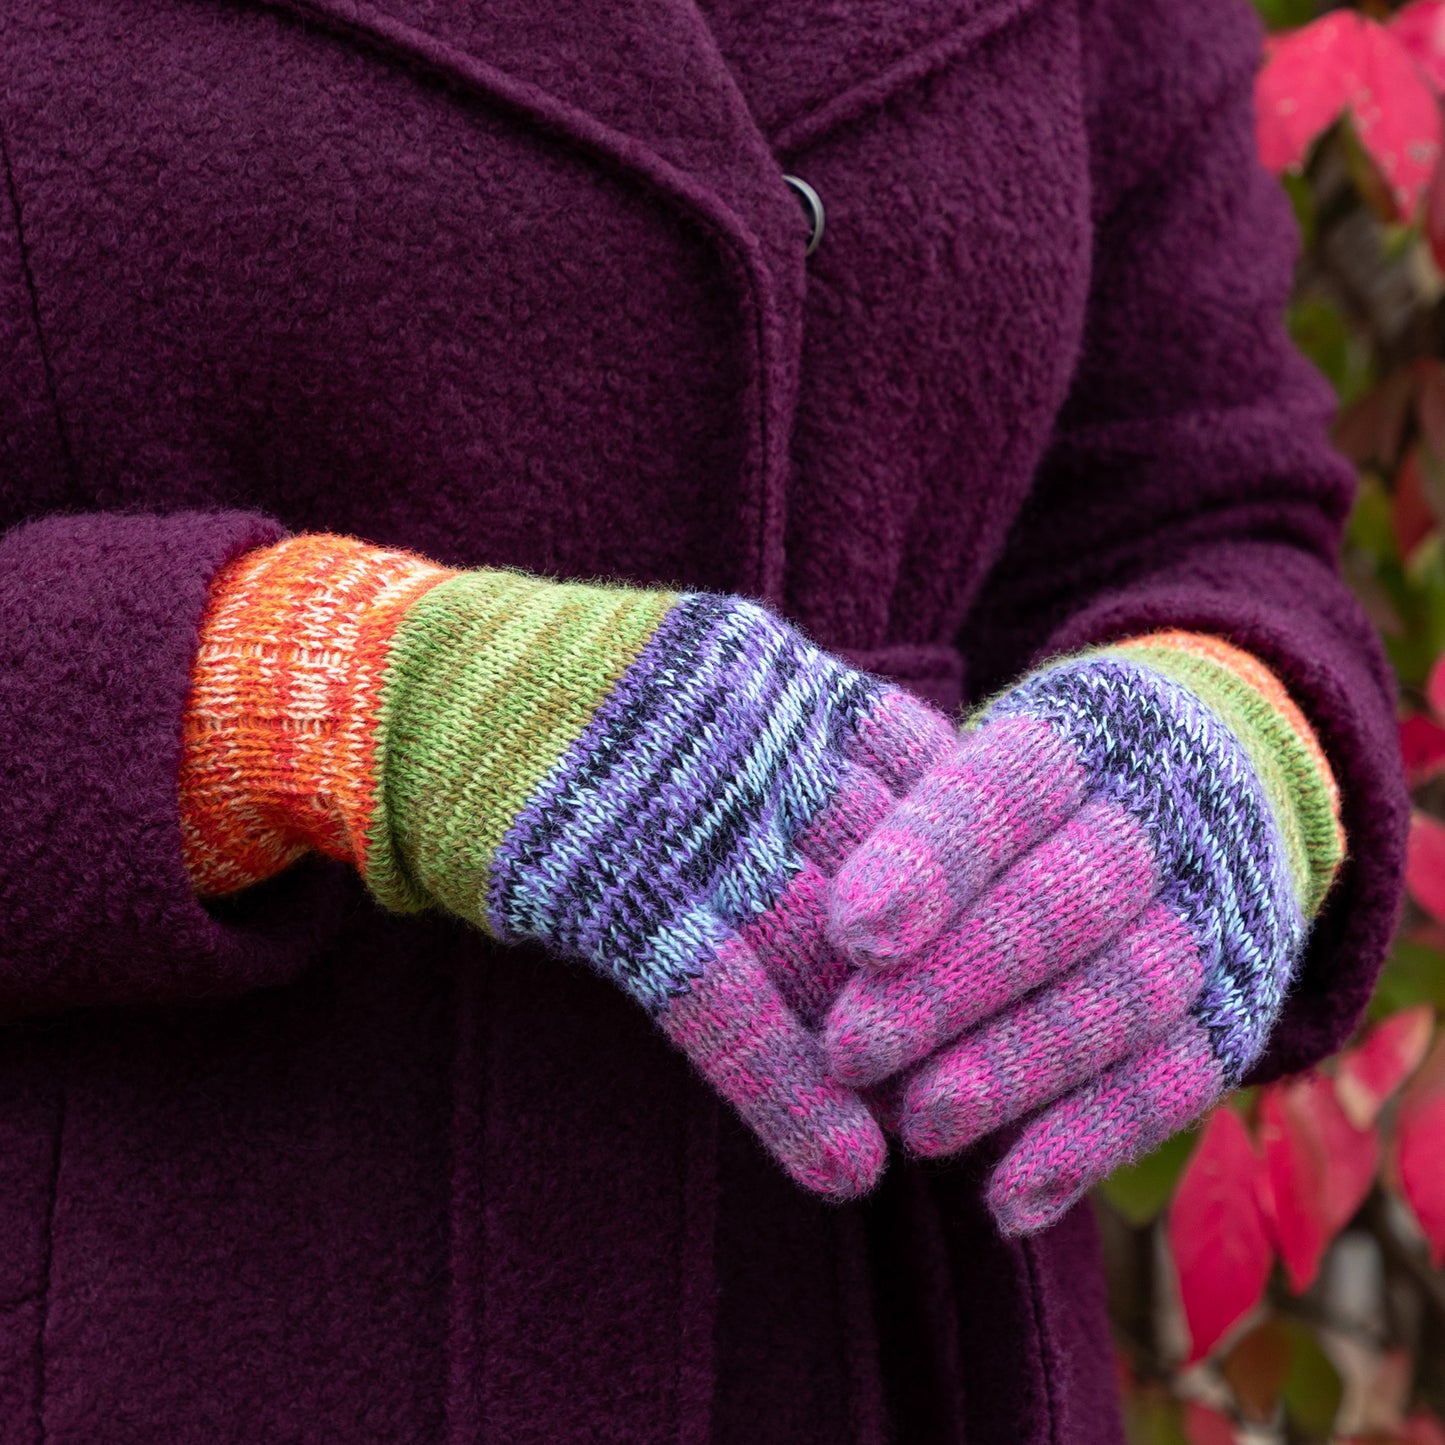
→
(0, 114, 373, 1013)
(958, 0, 1408, 1082)
(0, 509, 358, 1015)
(173, 531, 971, 1195)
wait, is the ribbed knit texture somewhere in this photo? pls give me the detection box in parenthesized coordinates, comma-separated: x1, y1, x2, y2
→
(179, 535, 456, 896)
(1109, 630, 1344, 916)
(181, 534, 962, 1198)
(824, 630, 1345, 1234)
(370, 569, 677, 916)
(184, 546, 1344, 1221)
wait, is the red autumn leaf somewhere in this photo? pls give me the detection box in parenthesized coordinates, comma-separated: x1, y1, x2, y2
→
(1184, 1401, 1239, 1445)
(1256, 12, 1443, 219)
(1427, 649, 1445, 722)
(1402, 1411, 1445, 1445)
(1400, 714, 1445, 785)
(1394, 446, 1438, 561)
(1336, 1006, 1436, 1127)
(1392, 0, 1445, 93)
(1259, 1075, 1379, 1292)
(1406, 813, 1445, 925)
(1334, 366, 1418, 469)
(1394, 1035, 1445, 1264)
(1169, 1109, 1274, 1362)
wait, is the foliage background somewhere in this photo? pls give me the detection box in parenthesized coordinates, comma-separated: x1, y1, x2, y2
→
(1098, 3, 1445, 1440)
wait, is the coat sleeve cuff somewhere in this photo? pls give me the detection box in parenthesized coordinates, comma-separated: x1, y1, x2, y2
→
(0, 510, 353, 1018)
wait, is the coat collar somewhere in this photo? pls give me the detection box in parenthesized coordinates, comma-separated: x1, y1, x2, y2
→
(254, 0, 1038, 602)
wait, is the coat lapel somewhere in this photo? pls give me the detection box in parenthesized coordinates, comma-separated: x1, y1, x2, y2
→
(256, 0, 808, 601)
(251, 0, 1040, 602)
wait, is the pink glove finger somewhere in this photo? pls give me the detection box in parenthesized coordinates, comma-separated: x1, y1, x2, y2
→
(741, 857, 853, 1029)
(828, 717, 1090, 965)
(658, 932, 888, 1200)
(824, 794, 1158, 1087)
(893, 901, 1203, 1157)
(744, 758, 898, 1027)
(986, 1019, 1225, 1236)
(840, 685, 959, 796)
(748, 689, 957, 1024)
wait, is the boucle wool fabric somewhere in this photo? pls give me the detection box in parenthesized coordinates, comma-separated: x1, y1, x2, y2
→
(182, 532, 964, 1194)
(186, 537, 1345, 1223)
(826, 632, 1344, 1231)
(0, 0, 1409, 1434)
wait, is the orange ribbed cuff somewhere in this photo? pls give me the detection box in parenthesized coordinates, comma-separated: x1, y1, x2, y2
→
(179, 534, 456, 898)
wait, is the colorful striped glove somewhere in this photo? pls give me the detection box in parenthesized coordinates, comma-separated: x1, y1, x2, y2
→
(821, 632, 1345, 1234)
(180, 534, 958, 1198)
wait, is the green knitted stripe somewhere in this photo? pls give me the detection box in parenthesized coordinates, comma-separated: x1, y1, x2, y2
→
(1100, 641, 1343, 917)
(362, 570, 678, 918)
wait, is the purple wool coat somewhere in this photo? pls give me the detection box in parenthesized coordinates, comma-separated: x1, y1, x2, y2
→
(0, 0, 1410, 1438)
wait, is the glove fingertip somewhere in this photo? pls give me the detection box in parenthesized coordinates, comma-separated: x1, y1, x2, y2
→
(895, 1066, 993, 1160)
(823, 990, 911, 1088)
(828, 829, 951, 963)
(781, 1109, 889, 1200)
(985, 1144, 1091, 1238)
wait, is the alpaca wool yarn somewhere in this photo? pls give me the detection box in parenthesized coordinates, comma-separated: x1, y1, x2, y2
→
(180, 532, 959, 1197)
(824, 632, 1344, 1233)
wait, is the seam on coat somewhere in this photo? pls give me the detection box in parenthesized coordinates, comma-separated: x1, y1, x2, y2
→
(1020, 1237, 1061, 1445)
(674, 1092, 718, 1445)
(0, 113, 80, 503)
(33, 1083, 65, 1445)
(770, 0, 1039, 157)
(445, 960, 487, 1443)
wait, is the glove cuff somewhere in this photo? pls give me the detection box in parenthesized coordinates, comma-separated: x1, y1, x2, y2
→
(1105, 630, 1345, 918)
(180, 533, 680, 914)
(179, 534, 456, 897)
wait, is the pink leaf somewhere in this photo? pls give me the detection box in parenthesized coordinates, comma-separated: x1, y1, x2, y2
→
(1394, 1036, 1445, 1265)
(1168, 1109, 1274, 1362)
(1407, 813, 1445, 925)
(1256, 12, 1443, 219)
(1336, 1007, 1436, 1127)
(1400, 714, 1445, 786)
(1184, 1401, 1239, 1445)
(1427, 649, 1445, 721)
(1259, 1076, 1379, 1292)
(1392, 1, 1445, 94)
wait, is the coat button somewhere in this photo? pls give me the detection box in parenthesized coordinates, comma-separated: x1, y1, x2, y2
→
(782, 174, 825, 257)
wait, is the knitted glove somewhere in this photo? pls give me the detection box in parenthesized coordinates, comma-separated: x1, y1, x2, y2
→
(821, 632, 1345, 1234)
(180, 534, 958, 1198)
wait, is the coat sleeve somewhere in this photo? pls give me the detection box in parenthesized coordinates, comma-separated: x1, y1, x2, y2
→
(0, 136, 350, 1018)
(0, 510, 361, 1018)
(959, 0, 1410, 1081)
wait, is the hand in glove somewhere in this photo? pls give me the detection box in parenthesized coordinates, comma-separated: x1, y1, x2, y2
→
(821, 632, 1345, 1233)
(180, 533, 959, 1198)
